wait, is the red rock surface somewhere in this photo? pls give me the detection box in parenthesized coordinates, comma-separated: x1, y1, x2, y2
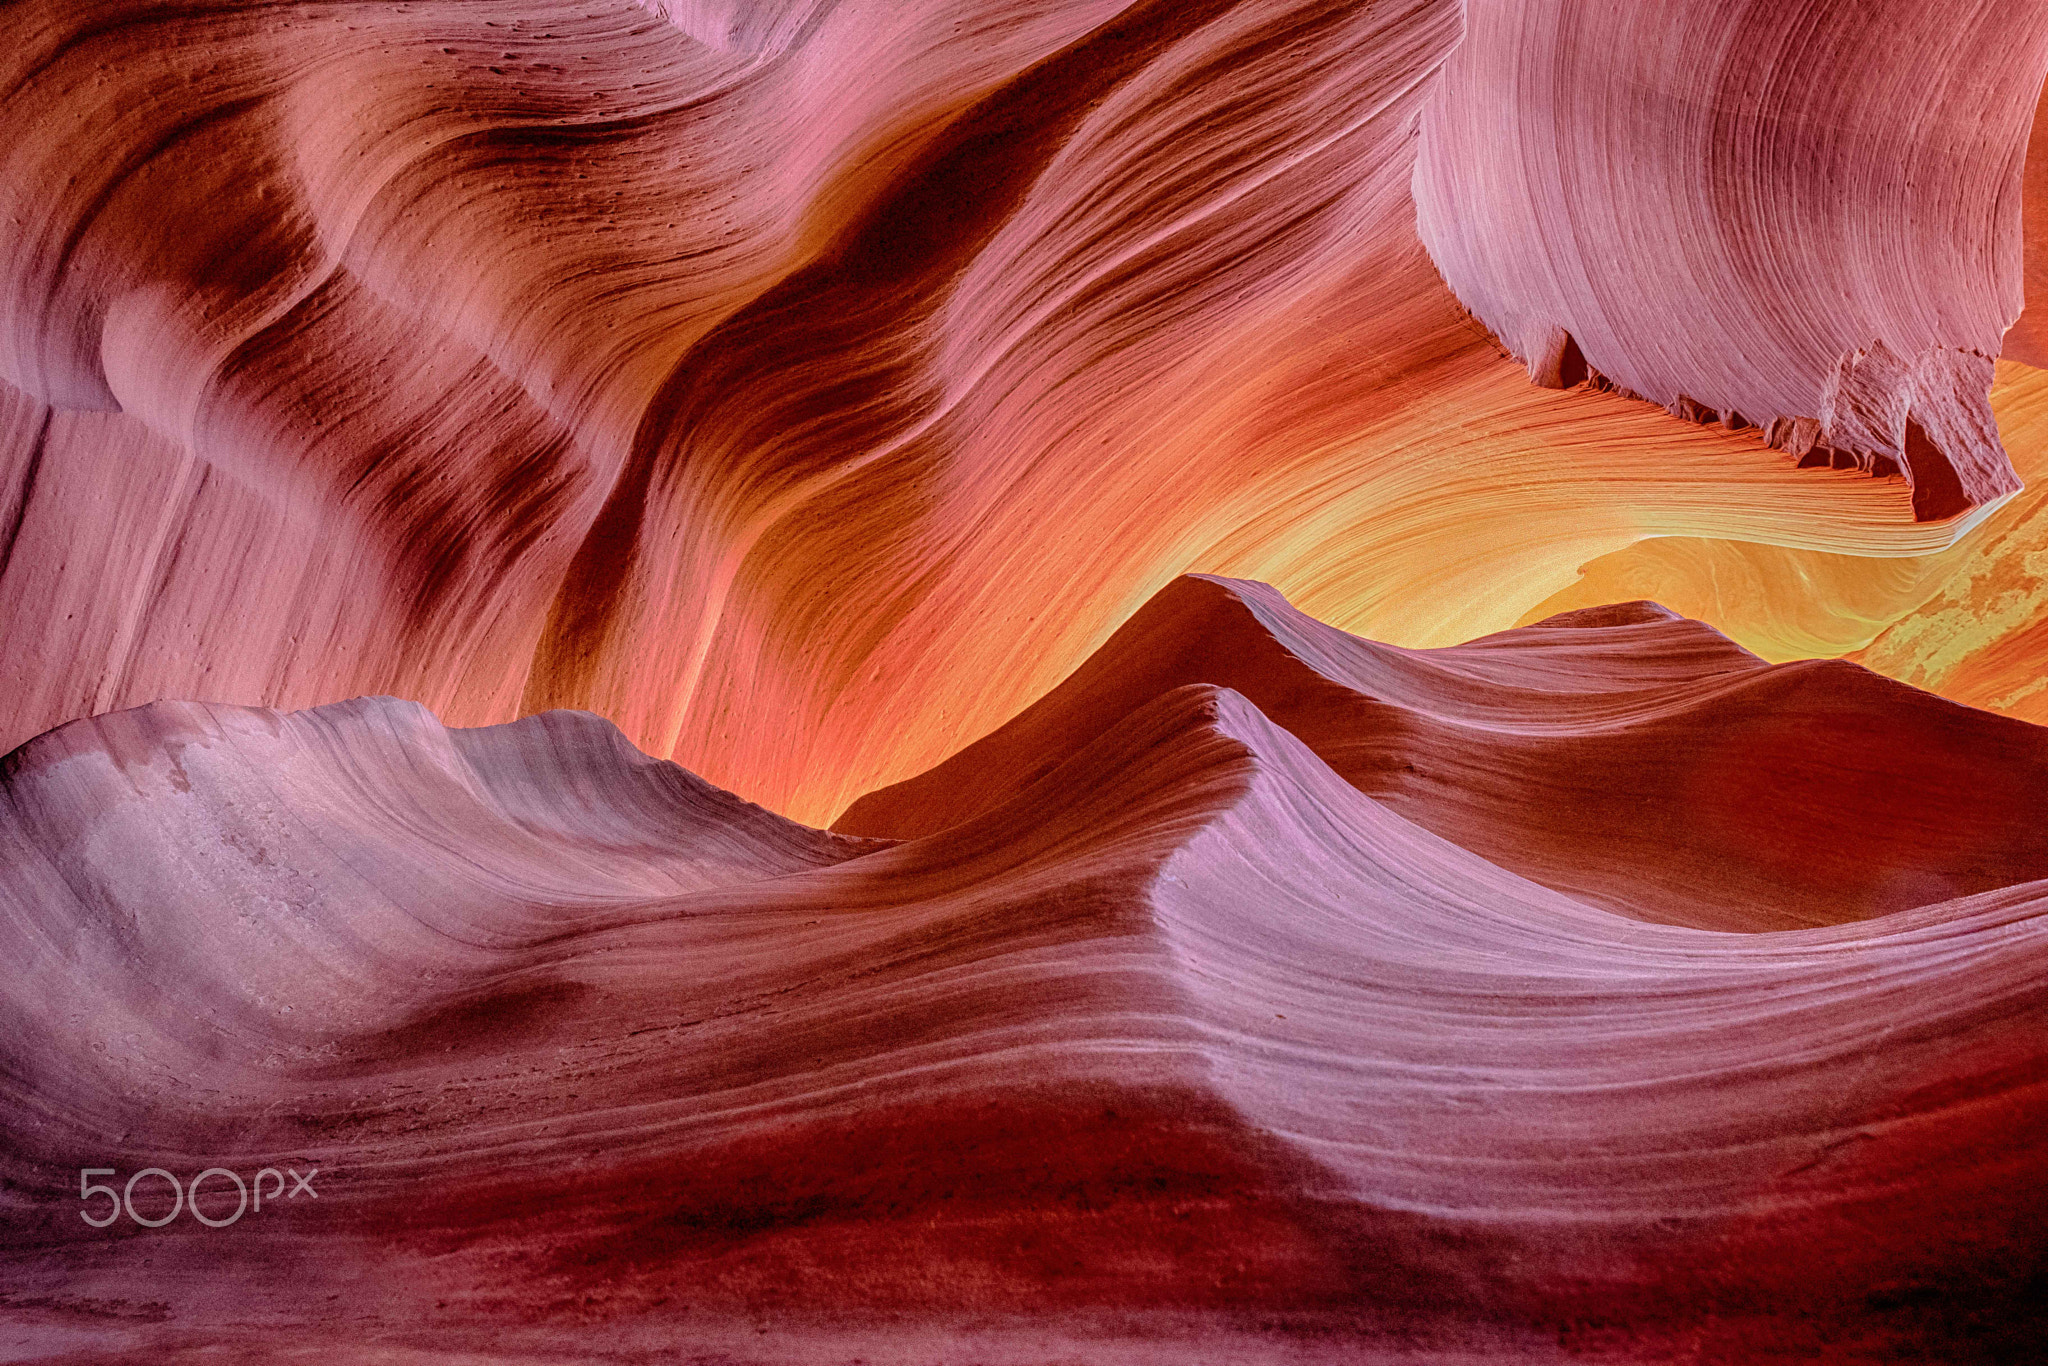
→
(4, 591, 2047, 1360)
(3, 0, 2044, 827)
(840, 575, 2048, 931)
(5, 1, 2048, 1360)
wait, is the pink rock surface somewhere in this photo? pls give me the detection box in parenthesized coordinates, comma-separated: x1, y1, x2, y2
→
(3, 586, 2046, 1360)
(1415, 0, 2048, 519)
(5, 0, 2031, 828)
(2003, 70, 2048, 368)
(5, 2, 2048, 1359)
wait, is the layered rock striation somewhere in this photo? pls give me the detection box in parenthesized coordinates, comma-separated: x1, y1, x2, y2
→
(3, 584, 2045, 1359)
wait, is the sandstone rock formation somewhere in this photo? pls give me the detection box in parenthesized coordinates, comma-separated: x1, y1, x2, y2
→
(4, 587, 2046, 1359)
(7, 0, 2048, 1359)
(2, 0, 2045, 826)
(1416, 0, 2048, 520)
(840, 575, 2048, 931)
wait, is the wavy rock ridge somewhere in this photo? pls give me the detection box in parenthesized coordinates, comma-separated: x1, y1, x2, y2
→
(842, 575, 2048, 932)
(4, 582, 2045, 1360)
(4, 0, 2047, 829)
(7, 2, 2048, 1358)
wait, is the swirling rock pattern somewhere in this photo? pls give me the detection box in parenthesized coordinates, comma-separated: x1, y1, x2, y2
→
(1415, 0, 2048, 520)
(3, 585, 2046, 1360)
(839, 575, 2048, 931)
(1525, 360, 2048, 720)
(3, 0, 2045, 827)
(7, 0, 2048, 1358)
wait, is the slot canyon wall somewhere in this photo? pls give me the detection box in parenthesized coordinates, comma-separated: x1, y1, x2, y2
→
(3, 0, 2048, 824)
(5, 1, 2048, 1361)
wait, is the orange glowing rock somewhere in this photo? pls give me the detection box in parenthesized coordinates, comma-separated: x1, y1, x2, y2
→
(6, 0, 2048, 1355)
(6, 0, 2043, 825)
